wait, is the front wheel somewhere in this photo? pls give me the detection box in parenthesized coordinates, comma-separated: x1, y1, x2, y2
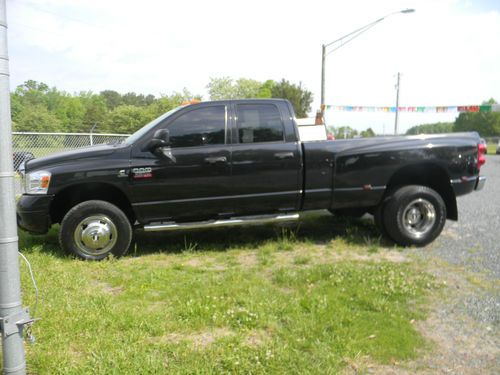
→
(59, 200, 132, 260)
(383, 185, 446, 247)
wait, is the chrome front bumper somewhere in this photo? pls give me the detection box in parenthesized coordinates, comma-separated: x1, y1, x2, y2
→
(475, 176, 486, 191)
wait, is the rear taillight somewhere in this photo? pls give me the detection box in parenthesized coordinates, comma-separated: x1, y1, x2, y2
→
(477, 143, 487, 169)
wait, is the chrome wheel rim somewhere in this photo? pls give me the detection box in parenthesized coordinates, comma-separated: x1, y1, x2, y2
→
(402, 198, 436, 239)
(74, 215, 118, 256)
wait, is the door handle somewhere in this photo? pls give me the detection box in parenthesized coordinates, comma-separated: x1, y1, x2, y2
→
(204, 156, 227, 164)
(274, 152, 295, 160)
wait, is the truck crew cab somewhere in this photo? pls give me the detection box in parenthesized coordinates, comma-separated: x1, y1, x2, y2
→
(17, 99, 487, 260)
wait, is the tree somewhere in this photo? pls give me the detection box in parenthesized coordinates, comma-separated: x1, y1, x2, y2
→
(453, 112, 500, 136)
(99, 90, 122, 110)
(207, 77, 264, 100)
(9, 80, 208, 134)
(360, 128, 376, 137)
(271, 79, 313, 118)
(451, 98, 500, 136)
(329, 126, 358, 139)
(13, 104, 63, 132)
(14, 80, 50, 107)
(54, 95, 86, 131)
(257, 80, 274, 99)
(147, 89, 200, 118)
(207, 77, 237, 100)
(234, 78, 263, 99)
(10, 93, 22, 119)
(122, 92, 156, 107)
(80, 94, 108, 133)
(103, 105, 152, 134)
(206, 77, 312, 116)
(406, 122, 454, 135)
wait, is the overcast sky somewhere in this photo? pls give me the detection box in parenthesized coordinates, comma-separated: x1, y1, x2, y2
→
(6, 0, 500, 134)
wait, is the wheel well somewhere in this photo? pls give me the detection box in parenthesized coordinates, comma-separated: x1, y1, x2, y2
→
(50, 183, 135, 224)
(385, 163, 457, 220)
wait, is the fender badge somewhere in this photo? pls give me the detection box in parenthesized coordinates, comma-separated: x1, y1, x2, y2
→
(132, 167, 153, 179)
(118, 169, 129, 178)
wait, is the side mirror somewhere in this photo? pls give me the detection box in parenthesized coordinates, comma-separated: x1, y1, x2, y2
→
(155, 129, 170, 145)
(142, 129, 176, 163)
(142, 129, 170, 152)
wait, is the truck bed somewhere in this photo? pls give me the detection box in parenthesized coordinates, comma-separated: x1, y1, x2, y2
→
(302, 132, 481, 211)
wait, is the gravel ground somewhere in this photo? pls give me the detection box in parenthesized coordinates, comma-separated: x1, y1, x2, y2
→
(421, 155, 500, 279)
(402, 154, 500, 374)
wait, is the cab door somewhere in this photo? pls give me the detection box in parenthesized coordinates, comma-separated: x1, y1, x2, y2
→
(229, 102, 302, 215)
(129, 103, 232, 223)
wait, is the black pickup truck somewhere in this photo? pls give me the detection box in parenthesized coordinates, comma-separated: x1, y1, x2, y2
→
(17, 99, 487, 260)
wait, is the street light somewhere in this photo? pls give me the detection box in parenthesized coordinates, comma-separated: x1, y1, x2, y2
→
(320, 9, 415, 116)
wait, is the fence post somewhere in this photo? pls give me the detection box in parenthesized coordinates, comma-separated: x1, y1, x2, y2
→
(90, 123, 98, 146)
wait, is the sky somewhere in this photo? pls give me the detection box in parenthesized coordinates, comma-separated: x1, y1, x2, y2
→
(6, 0, 500, 134)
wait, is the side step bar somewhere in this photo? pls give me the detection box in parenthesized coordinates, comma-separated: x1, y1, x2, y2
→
(143, 213, 300, 232)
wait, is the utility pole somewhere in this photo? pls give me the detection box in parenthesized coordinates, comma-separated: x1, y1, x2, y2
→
(320, 44, 326, 115)
(394, 72, 401, 135)
(0, 1, 29, 374)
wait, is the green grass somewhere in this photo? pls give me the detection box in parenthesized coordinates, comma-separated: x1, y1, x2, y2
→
(3, 212, 435, 374)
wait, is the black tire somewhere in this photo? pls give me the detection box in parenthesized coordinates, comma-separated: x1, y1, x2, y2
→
(59, 200, 132, 260)
(373, 203, 389, 239)
(382, 185, 446, 247)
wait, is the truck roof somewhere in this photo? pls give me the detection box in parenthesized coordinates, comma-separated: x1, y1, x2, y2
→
(186, 98, 290, 106)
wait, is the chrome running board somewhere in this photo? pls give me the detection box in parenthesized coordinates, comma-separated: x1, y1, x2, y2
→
(143, 213, 300, 232)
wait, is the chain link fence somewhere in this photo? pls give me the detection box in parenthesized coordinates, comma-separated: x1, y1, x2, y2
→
(12, 132, 130, 195)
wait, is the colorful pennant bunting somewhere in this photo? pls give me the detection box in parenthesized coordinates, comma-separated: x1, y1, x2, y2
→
(326, 104, 498, 113)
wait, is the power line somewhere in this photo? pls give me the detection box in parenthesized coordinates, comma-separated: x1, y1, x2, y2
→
(14, 0, 106, 30)
(9, 21, 66, 37)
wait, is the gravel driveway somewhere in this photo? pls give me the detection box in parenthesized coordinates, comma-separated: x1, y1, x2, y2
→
(423, 155, 500, 278)
(402, 155, 500, 374)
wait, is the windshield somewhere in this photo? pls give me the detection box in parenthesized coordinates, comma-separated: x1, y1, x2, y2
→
(122, 106, 185, 145)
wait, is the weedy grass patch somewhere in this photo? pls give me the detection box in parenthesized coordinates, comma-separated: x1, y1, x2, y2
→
(3, 212, 435, 374)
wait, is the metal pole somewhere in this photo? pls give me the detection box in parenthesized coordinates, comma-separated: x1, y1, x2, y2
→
(320, 9, 415, 123)
(0, 1, 28, 374)
(394, 72, 400, 135)
(320, 44, 326, 112)
(90, 122, 98, 146)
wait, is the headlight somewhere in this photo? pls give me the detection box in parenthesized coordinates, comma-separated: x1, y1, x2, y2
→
(25, 171, 52, 194)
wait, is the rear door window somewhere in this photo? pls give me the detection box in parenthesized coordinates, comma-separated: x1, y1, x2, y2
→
(236, 104, 284, 143)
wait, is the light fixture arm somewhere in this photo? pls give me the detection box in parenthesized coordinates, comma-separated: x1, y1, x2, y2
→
(320, 9, 415, 114)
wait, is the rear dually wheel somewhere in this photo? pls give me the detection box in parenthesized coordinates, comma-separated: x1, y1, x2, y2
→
(382, 185, 446, 247)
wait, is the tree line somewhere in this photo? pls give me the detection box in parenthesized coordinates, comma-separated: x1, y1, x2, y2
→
(12, 79, 497, 137)
(406, 99, 500, 136)
(326, 126, 376, 139)
(11, 78, 313, 134)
